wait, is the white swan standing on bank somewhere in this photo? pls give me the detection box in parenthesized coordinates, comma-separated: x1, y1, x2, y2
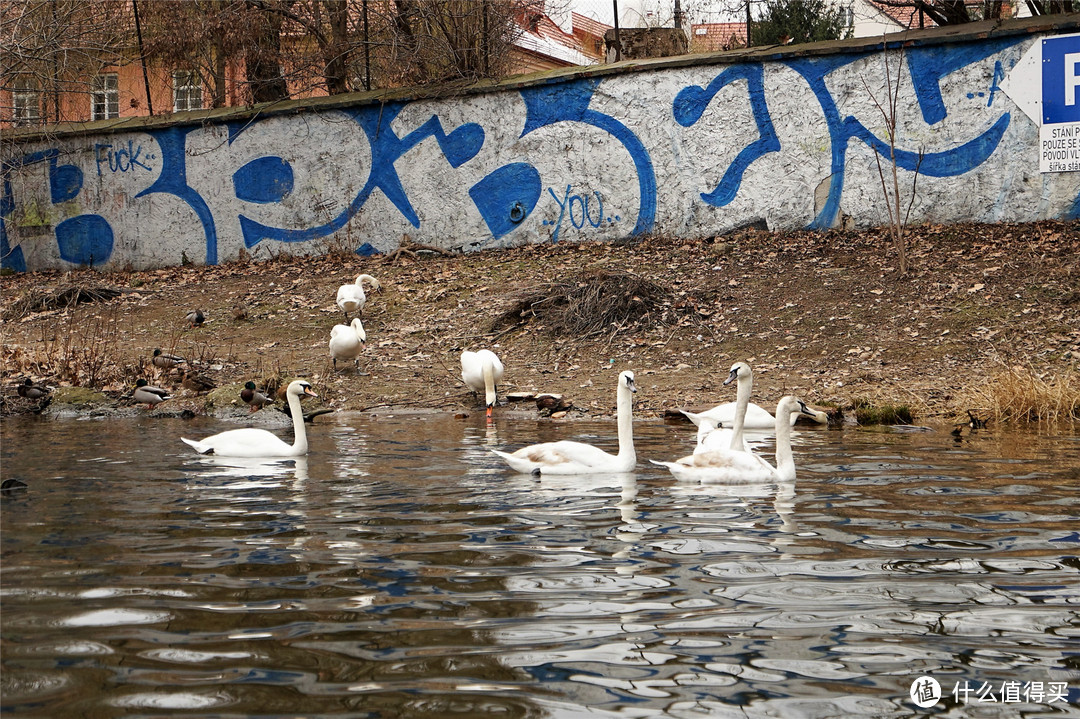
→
(492, 370, 637, 475)
(329, 318, 366, 370)
(336, 274, 380, 321)
(182, 380, 317, 457)
(460, 349, 505, 418)
(653, 396, 817, 483)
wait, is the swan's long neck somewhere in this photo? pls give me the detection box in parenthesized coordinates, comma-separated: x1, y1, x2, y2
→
(616, 382, 635, 462)
(729, 372, 751, 450)
(772, 406, 796, 481)
(482, 361, 497, 407)
(287, 390, 308, 455)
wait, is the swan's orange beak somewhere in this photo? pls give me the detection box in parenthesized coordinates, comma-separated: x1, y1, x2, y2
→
(304, 388, 319, 398)
(485, 405, 493, 419)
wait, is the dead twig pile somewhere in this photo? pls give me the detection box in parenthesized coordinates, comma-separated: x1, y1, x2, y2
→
(4, 284, 123, 321)
(492, 270, 670, 338)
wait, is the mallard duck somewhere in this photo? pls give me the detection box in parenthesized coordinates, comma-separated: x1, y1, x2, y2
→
(182, 380, 318, 457)
(460, 349, 505, 418)
(181, 369, 215, 394)
(241, 381, 272, 412)
(492, 371, 637, 475)
(16, 378, 50, 400)
(336, 274, 380, 321)
(152, 348, 186, 369)
(134, 379, 171, 408)
(186, 308, 205, 328)
(329, 318, 366, 370)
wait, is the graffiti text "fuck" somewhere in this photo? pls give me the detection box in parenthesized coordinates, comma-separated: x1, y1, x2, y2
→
(95, 141, 153, 176)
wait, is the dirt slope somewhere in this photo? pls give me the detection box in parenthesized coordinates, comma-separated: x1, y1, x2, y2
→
(2, 221, 1078, 423)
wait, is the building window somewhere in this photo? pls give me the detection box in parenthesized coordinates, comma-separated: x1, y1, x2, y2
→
(13, 78, 41, 126)
(91, 73, 119, 120)
(173, 70, 203, 112)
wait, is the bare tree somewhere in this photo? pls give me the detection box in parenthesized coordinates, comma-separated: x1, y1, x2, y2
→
(863, 44, 922, 276)
(1, 0, 133, 125)
(873, 0, 1073, 26)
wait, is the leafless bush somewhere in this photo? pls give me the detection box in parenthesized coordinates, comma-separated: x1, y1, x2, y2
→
(492, 270, 671, 338)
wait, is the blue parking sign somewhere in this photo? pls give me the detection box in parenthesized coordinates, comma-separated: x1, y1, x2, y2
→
(1042, 34, 1080, 124)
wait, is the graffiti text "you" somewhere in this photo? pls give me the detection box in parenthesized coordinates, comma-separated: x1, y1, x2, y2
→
(544, 185, 617, 242)
(95, 141, 153, 176)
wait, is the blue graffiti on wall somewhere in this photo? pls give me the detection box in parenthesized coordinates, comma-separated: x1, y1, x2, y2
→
(138, 126, 219, 263)
(4, 35, 1076, 272)
(543, 185, 612, 242)
(674, 37, 1026, 229)
(520, 77, 656, 237)
(674, 64, 780, 207)
(469, 163, 542, 239)
(95, 140, 154, 175)
(1, 149, 115, 268)
(235, 103, 485, 253)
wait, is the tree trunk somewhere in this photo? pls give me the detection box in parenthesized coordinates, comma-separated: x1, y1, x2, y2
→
(246, 1, 288, 103)
(323, 0, 350, 94)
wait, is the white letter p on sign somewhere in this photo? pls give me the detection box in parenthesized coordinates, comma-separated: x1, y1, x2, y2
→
(1067, 52, 1080, 106)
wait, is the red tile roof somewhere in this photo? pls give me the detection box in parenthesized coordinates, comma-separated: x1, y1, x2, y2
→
(690, 22, 748, 52)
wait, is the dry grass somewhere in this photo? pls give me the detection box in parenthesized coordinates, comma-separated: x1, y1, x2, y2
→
(956, 361, 1080, 422)
(491, 270, 671, 337)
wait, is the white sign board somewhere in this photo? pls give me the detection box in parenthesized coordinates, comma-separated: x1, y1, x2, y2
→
(1000, 32, 1080, 173)
(1039, 34, 1080, 172)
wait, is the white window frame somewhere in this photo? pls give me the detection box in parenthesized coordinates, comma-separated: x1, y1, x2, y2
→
(13, 77, 41, 126)
(172, 69, 203, 112)
(91, 73, 119, 120)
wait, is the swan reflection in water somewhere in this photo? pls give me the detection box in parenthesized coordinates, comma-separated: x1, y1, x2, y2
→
(188, 455, 309, 484)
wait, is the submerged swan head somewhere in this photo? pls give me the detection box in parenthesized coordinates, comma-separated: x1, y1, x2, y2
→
(723, 361, 752, 387)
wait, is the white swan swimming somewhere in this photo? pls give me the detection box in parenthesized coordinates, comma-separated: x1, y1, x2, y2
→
(691, 361, 755, 454)
(652, 396, 817, 483)
(491, 370, 637, 475)
(181, 379, 317, 457)
(329, 318, 366, 370)
(694, 416, 752, 454)
(336, 274, 380, 321)
(683, 361, 827, 430)
(460, 349, 505, 418)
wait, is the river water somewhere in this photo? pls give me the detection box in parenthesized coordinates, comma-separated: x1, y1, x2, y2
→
(1, 412, 1078, 718)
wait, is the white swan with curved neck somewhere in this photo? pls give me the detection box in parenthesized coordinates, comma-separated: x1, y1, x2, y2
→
(491, 370, 637, 475)
(181, 380, 317, 458)
(461, 349, 505, 418)
(336, 274, 380, 321)
(653, 396, 816, 483)
(329, 318, 366, 370)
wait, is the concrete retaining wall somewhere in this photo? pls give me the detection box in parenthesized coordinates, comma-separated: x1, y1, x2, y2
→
(2, 16, 1078, 273)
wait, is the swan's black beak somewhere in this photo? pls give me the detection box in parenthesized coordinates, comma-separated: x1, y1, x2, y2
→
(723, 367, 738, 386)
(797, 400, 815, 417)
(627, 377, 637, 393)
